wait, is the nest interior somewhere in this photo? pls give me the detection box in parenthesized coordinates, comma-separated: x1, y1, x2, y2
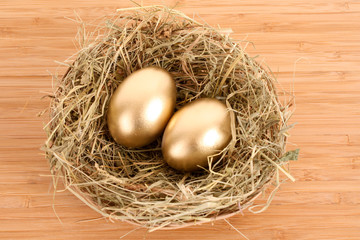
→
(44, 6, 295, 231)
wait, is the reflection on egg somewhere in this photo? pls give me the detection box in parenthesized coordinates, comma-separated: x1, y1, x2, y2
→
(162, 98, 232, 172)
(107, 67, 176, 148)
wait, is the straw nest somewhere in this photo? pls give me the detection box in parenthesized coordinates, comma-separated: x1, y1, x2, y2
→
(43, 6, 298, 231)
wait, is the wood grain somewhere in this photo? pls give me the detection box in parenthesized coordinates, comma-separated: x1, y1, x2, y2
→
(1, 0, 360, 239)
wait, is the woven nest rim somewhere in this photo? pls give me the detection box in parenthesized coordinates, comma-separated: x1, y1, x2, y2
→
(43, 5, 297, 231)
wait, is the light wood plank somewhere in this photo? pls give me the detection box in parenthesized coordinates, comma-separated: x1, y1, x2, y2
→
(1, 0, 360, 239)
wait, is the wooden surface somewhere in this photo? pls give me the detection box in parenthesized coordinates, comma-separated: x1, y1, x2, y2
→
(1, 0, 360, 239)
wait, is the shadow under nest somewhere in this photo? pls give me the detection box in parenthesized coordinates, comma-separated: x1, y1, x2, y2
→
(44, 6, 294, 231)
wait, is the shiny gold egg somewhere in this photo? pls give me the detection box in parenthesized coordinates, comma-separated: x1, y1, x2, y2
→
(162, 98, 232, 172)
(107, 67, 176, 148)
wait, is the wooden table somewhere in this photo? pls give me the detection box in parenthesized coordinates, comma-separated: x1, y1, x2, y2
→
(1, 1, 359, 239)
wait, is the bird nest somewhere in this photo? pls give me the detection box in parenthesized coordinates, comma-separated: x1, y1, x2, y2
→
(43, 6, 298, 231)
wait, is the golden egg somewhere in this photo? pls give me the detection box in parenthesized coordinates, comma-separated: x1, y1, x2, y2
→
(162, 98, 232, 172)
(107, 67, 176, 148)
